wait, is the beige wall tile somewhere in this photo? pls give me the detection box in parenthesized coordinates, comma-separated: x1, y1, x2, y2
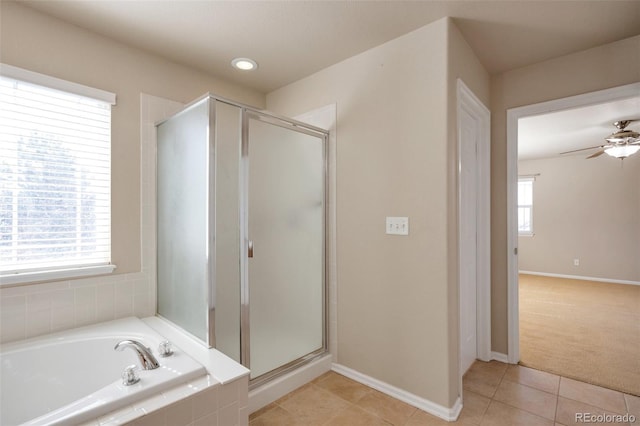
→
(219, 379, 239, 408)
(164, 399, 193, 426)
(192, 386, 219, 421)
(218, 402, 239, 426)
(194, 412, 218, 426)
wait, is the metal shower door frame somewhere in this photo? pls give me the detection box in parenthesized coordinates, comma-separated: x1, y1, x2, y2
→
(239, 108, 329, 388)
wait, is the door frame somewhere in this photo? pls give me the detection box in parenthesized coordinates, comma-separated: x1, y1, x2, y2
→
(457, 79, 492, 374)
(505, 82, 640, 363)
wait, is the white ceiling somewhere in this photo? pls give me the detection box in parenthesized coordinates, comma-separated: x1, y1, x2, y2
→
(518, 96, 640, 161)
(16, 0, 640, 93)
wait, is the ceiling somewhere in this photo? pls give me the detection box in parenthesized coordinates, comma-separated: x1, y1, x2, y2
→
(16, 0, 640, 93)
(518, 96, 640, 161)
(14, 1, 640, 160)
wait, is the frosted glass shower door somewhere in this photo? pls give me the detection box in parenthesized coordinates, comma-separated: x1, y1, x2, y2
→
(246, 114, 326, 380)
(156, 99, 212, 343)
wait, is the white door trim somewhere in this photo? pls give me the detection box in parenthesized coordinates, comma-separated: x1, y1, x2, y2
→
(457, 79, 492, 368)
(506, 81, 640, 364)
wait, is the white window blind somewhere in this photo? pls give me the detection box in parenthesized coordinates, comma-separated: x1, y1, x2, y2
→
(0, 66, 116, 284)
(518, 177, 534, 235)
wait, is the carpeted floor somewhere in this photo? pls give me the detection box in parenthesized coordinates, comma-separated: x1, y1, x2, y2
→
(519, 273, 640, 396)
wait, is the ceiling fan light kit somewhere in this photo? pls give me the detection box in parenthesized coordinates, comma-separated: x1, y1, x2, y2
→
(604, 144, 640, 158)
(560, 119, 640, 160)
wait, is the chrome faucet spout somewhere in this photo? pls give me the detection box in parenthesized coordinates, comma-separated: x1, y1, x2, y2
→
(114, 339, 160, 370)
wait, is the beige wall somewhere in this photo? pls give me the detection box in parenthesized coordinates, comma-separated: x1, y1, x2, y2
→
(490, 35, 640, 354)
(267, 18, 489, 408)
(0, 1, 265, 276)
(446, 20, 491, 405)
(518, 155, 640, 282)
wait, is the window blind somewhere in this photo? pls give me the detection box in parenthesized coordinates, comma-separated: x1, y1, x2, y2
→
(517, 178, 534, 234)
(0, 71, 114, 282)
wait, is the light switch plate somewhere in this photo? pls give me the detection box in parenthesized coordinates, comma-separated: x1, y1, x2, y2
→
(386, 217, 409, 235)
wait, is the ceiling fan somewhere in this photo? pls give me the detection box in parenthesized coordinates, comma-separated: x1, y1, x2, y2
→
(560, 119, 640, 159)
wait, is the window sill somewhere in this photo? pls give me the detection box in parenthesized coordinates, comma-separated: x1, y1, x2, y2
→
(0, 264, 117, 287)
(518, 232, 534, 237)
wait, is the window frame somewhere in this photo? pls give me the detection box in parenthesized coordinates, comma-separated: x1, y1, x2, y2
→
(517, 176, 534, 236)
(0, 64, 117, 286)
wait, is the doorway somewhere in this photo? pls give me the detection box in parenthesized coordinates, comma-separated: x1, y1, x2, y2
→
(506, 83, 640, 391)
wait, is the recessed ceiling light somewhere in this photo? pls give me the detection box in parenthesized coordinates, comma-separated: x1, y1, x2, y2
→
(231, 58, 258, 71)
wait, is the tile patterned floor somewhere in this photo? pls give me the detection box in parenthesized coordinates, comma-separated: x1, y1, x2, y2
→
(249, 361, 640, 425)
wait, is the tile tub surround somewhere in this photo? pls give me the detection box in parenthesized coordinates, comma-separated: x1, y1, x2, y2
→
(249, 362, 640, 425)
(83, 375, 249, 426)
(0, 274, 155, 344)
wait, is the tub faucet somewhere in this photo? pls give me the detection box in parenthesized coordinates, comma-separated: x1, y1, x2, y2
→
(114, 340, 160, 370)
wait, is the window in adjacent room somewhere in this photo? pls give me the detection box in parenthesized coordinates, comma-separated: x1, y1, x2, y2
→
(0, 64, 116, 285)
(518, 177, 534, 236)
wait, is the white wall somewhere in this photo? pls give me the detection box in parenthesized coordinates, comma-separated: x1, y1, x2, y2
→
(518, 155, 640, 282)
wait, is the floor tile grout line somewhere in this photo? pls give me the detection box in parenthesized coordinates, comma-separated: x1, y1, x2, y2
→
(554, 386, 560, 424)
(624, 394, 630, 414)
(500, 375, 560, 397)
(514, 364, 631, 415)
(491, 394, 558, 423)
(471, 364, 557, 424)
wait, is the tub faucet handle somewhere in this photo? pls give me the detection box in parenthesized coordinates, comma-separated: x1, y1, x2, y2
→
(122, 365, 140, 386)
(158, 340, 173, 357)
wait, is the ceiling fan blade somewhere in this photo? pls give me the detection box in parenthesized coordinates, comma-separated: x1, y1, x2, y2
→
(560, 145, 603, 155)
(586, 150, 605, 159)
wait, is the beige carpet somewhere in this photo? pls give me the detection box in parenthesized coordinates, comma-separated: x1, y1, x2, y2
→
(519, 273, 640, 396)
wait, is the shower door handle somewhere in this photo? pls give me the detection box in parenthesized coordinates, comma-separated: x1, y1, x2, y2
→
(248, 240, 254, 258)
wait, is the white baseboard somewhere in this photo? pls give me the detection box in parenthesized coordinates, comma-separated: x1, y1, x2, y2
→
(332, 363, 462, 421)
(491, 352, 510, 364)
(519, 271, 640, 286)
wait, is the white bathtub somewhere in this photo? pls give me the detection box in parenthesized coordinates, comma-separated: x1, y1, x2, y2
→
(0, 317, 207, 426)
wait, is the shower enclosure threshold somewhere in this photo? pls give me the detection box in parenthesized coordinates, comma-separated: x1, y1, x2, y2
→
(248, 353, 333, 413)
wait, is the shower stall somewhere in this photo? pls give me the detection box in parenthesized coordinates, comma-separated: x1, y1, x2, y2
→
(155, 94, 329, 387)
